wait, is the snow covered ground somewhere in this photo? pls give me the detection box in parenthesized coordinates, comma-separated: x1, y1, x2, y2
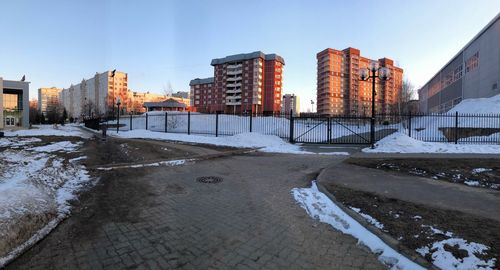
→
(3, 124, 89, 138)
(292, 182, 424, 270)
(0, 136, 92, 267)
(109, 129, 349, 155)
(363, 132, 500, 154)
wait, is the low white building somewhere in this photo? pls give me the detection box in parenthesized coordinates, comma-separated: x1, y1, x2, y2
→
(0, 77, 30, 129)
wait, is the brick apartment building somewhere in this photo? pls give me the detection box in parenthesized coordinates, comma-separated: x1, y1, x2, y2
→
(317, 47, 403, 116)
(190, 51, 284, 114)
(281, 94, 300, 116)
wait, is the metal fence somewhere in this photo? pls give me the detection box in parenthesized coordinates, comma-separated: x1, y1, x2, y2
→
(95, 111, 500, 145)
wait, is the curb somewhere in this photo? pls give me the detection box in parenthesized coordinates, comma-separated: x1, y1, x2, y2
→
(315, 171, 436, 270)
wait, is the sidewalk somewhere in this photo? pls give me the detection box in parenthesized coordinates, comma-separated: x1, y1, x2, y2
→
(317, 162, 500, 222)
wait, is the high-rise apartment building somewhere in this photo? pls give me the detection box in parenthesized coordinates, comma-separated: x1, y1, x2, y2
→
(419, 13, 499, 113)
(38, 87, 62, 116)
(190, 51, 284, 114)
(60, 70, 129, 118)
(317, 47, 403, 116)
(281, 94, 300, 115)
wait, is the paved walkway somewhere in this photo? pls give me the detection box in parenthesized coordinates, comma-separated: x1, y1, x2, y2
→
(318, 162, 500, 222)
(7, 147, 385, 269)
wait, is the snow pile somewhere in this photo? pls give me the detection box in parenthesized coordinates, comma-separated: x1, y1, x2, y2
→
(448, 94, 500, 114)
(3, 124, 88, 138)
(30, 141, 82, 153)
(416, 238, 496, 270)
(0, 142, 92, 267)
(363, 132, 500, 154)
(110, 129, 346, 155)
(471, 168, 492, 174)
(292, 182, 424, 270)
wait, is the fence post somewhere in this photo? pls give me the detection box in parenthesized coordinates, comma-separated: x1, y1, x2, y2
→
(130, 114, 133, 130)
(188, 111, 191, 135)
(289, 109, 294, 143)
(249, 112, 253, 132)
(408, 112, 412, 138)
(215, 112, 219, 137)
(164, 112, 168, 133)
(145, 113, 148, 130)
(454, 111, 459, 144)
(327, 117, 332, 143)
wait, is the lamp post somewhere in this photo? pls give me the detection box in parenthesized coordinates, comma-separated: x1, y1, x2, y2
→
(116, 97, 121, 133)
(310, 100, 314, 113)
(359, 61, 391, 148)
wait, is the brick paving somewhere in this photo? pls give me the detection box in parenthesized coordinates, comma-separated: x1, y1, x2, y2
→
(7, 152, 385, 270)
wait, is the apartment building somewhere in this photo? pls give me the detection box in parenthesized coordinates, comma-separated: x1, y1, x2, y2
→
(281, 94, 300, 115)
(0, 77, 30, 128)
(189, 77, 215, 113)
(419, 13, 499, 113)
(190, 51, 285, 114)
(38, 87, 62, 116)
(317, 47, 403, 116)
(60, 70, 129, 118)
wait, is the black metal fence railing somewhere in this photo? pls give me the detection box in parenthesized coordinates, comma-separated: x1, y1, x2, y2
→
(88, 111, 500, 145)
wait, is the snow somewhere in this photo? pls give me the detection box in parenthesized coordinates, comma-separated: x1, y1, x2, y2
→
(422, 225, 453, 237)
(349, 207, 385, 230)
(464, 180, 480, 187)
(416, 238, 496, 270)
(110, 129, 348, 155)
(471, 168, 492, 174)
(292, 181, 424, 270)
(0, 137, 41, 147)
(448, 94, 500, 115)
(0, 139, 93, 267)
(30, 141, 82, 153)
(363, 132, 500, 154)
(96, 159, 191, 171)
(3, 124, 89, 138)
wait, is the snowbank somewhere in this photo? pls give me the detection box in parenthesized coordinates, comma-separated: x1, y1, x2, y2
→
(448, 94, 500, 114)
(110, 130, 348, 155)
(292, 182, 424, 270)
(363, 132, 500, 154)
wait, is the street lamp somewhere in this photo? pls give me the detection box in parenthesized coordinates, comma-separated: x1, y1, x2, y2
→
(116, 97, 121, 133)
(359, 61, 391, 148)
(310, 100, 314, 113)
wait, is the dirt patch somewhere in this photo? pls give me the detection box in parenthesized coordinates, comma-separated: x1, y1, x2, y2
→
(325, 184, 500, 266)
(347, 158, 500, 190)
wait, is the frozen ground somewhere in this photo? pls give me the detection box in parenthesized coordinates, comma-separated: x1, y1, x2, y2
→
(0, 135, 92, 267)
(363, 132, 500, 154)
(109, 129, 349, 155)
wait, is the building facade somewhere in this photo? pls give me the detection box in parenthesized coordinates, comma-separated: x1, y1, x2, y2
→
(316, 47, 403, 116)
(0, 77, 30, 128)
(38, 87, 62, 116)
(418, 14, 500, 113)
(190, 77, 215, 113)
(281, 94, 300, 115)
(190, 51, 284, 114)
(130, 91, 169, 113)
(60, 70, 129, 119)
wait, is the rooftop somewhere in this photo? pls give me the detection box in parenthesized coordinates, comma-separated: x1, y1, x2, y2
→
(211, 51, 285, 66)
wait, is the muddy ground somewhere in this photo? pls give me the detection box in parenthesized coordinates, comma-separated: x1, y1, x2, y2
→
(347, 158, 500, 190)
(325, 184, 500, 266)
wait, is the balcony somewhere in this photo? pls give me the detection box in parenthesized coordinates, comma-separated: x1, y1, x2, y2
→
(227, 63, 243, 69)
(227, 69, 243, 75)
(226, 89, 242, 94)
(227, 82, 242, 87)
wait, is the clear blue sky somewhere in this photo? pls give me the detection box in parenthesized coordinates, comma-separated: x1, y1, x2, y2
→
(1, 0, 499, 111)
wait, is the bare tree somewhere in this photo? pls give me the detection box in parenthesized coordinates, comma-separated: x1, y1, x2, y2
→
(163, 81, 174, 97)
(396, 79, 416, 115)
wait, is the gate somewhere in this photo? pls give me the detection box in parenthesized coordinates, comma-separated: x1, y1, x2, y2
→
(292, 115, 372, 144)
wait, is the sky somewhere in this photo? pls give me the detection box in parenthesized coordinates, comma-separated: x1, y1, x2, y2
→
(1, 0, 499, 112)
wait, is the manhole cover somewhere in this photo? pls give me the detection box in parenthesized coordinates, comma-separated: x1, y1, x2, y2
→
(196, 176, 223, 184)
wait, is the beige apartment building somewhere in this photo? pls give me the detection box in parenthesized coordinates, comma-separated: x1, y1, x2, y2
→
(38, 87, 62, 116)
(317, 47, 403, 116)
(60, 70, 129, 118)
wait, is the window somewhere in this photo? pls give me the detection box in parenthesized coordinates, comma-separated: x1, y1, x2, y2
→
(466, 52, 479, 72)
